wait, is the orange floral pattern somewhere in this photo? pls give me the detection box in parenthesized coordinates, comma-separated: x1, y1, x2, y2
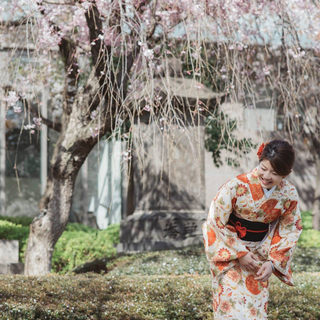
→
(283, 200, 298, 216)
(226, 237, 236, 247)
(271, 229, 281, 245)
(295, 219, 303, 231)
(211, 262, 268, 319)
(260, 199, 282, 223)
(218, 284, 224, 296)
(269, 246, 283, 260)
(236, 184, 248, 197)
(237, 173, 248, 183)
(218, 248, 231, 261)
(202, 167, 302, 319)
(282, 214, 295, 226)
(216, 217, 224, 229)
(220, 300, 232, 313)
(212, 298, 218, 312)
(237, 251, 248, 258)
(270, 247, 289, 261)
(216, 261, 229, 271)
(249, 306, 258, 317)
(249, 183, 264, 201)
(263, 208, 282, 223)
(227, 269, 241, 283)
(283, 200, 291, 210)
(207, 228, 216, 246)
(246, 275, 262, 295)
(251, 170, 259, 179)
(261, 199, 278, 212)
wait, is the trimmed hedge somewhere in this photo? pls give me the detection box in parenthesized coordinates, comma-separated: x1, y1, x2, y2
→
(0, 272, 319, 319)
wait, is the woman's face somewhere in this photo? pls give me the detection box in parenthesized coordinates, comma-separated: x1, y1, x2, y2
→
(257, 159, 284, 190)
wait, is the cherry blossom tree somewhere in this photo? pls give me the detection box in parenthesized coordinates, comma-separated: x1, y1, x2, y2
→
(275, 52, 320, 230)
(1, 0, 320, 275)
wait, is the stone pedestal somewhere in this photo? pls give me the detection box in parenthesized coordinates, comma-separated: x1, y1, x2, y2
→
(0, 240, 25, 274)
(117, 211, 206, 251)
(0, 262, 24, 275)
(118, 121, 207, 252)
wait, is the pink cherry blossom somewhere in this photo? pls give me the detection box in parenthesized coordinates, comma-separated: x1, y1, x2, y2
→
(5, 91, 19, 106)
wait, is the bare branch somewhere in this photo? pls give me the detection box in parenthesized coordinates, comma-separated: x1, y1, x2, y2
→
(24, 100, 62, 132)
(3, 85, 62, 132)
(0, 18, 31, 27)
(42, 0, 75, 5)
(85, 1, 112, 80)
(58, 36, 78, 116)
(35, 2, 79, 117)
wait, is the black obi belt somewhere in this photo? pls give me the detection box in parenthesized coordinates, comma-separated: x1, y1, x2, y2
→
(227, 212, 270, 242)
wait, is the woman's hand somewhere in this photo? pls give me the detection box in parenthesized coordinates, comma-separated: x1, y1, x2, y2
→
(238, 252, 260, 272)
(255, 261, 273, 282)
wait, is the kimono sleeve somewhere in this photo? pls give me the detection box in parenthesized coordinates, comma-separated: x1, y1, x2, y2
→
(202, 179, 249, 263)
(268, 186, 302, 284)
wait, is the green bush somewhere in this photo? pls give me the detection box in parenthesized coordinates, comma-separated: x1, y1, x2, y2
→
(0, 215, 33, 226)
(297, 211, 320, 247)
(64, 222, 97, 232)
(0, 220, 29, 240)
(52, 224, 120, 273)
(297, 229, 320, 247)
(301, 210, 313, 229)
(0, 216, 120, 272)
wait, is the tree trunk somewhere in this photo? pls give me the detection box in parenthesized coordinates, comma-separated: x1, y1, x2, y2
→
(80, 159, 90, 226)
(312, 156, 320, 230)
(24, 129, 97, 275)
(0, 92, 6, 216)
(24, 175, 76, 275)
(23, 66, 105, 274)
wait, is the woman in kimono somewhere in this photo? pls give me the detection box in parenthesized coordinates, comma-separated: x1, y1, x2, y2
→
(202, 139, 302, 319)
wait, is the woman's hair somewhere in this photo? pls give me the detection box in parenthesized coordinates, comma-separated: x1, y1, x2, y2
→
(259, 140, 295, 176)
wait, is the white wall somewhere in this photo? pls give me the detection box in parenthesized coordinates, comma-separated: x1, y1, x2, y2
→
(205, 102, 315, 212)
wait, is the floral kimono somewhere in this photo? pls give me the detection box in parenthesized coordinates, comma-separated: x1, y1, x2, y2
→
(202, 167, 302, 319)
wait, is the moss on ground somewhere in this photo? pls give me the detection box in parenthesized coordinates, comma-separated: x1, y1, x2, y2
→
(106, 246, 320, 276)
(0, 272, 319, 319)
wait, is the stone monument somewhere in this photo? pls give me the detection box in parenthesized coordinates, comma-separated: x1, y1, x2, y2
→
(117, 75, 223, 252)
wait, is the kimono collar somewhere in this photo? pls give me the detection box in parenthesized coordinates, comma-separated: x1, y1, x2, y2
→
(263, 185, 276, 198)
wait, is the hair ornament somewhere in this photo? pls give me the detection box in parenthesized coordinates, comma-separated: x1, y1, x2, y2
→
(257, 143, 266, 158)
(269, 149, 276, 157)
